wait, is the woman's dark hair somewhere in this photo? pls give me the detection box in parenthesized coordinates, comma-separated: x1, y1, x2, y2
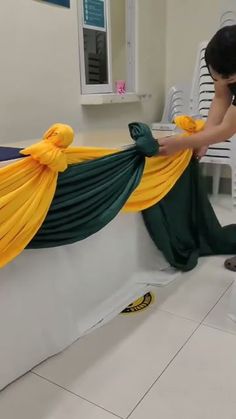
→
(205, 25, 236, 77)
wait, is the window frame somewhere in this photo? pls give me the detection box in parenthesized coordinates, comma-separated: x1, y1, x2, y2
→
(78, 0, 137, 96)
(78, 0, 113, 94)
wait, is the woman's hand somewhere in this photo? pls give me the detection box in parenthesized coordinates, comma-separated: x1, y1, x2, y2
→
(194, 146, 208, 160)
(158, 136, 187, 156)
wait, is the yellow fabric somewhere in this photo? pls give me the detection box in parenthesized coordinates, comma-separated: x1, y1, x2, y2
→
(21, 123, 74, 172)
(175, 115, 205, 133)
(0, 115, 204, 267)
(0, 124, 74, 267)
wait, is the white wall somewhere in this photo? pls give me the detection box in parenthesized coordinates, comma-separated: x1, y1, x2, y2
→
(0, 0, 166, 144)
(166, 0, 220, 89)
(110, 0, 126, 86)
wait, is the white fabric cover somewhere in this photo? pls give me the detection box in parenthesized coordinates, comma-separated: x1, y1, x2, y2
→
(0, 158, 179, 390)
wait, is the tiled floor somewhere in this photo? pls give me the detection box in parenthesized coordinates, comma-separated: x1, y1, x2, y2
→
(1, 196, 236, 418)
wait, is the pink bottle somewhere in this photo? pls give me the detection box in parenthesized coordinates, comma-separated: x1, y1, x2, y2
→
(116, 80, 126, 95)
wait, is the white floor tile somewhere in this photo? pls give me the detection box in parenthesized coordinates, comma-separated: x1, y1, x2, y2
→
(0, 373, 115, 419)
(130, 325, 236, 419)
(211, 195, 236, 225)
(156, 256, 233, 321)
(34, 308, 196, 418)
(204, 285, 236, 335)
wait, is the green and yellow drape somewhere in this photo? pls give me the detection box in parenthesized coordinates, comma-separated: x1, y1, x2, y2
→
(2, 115, 235, 272)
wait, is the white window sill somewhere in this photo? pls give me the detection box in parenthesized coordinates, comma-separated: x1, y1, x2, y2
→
(81, 93, 151, 105)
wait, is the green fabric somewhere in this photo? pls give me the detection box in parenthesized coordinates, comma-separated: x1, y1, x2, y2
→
(28, 122, 158, 248)
(129, 122, 159, 157)
(143, 159, 236, 271)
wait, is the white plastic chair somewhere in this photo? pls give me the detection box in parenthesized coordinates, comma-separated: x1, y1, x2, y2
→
(152, 85, 189, 131)
(220, 9, 236, 28)
(189, 41, 236, 205)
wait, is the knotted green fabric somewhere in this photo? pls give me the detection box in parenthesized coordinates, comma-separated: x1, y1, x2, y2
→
(28, 122, 157, 248)
(129, 122, 159, 157)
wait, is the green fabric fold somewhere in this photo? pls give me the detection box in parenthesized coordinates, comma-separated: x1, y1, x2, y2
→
(143, 159, 236, 271)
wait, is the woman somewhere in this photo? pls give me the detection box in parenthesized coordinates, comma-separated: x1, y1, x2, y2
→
(159, 25, 236, 271)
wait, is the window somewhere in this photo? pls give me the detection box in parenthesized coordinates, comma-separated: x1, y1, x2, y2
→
(78, 0, 136, 95)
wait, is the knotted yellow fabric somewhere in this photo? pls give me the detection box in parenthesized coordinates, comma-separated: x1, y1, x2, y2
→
(175, 115, 205, 133)
(21, 123, 74, 172)
(0, 124, 74, 267)
(0, 115, 204, 267)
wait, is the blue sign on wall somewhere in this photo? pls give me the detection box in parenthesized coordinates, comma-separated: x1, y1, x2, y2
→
(42, 0, 70, 7)
(83, 0, 105, 29)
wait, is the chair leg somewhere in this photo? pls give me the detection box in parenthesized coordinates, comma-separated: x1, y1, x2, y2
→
(201, 163, 208, 177)
(232, 168, 236, 208)
(212, 165, 221, 197)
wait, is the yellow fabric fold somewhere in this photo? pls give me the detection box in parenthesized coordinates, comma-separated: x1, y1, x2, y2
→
(0, 115, 204, 267)
(0, 124, 74, 267)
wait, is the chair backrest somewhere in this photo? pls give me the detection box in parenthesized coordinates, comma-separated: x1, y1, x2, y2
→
(189, 41, 215, 120)
(161, 85, 189, 123)
(219, 0, 236, 29)
(190, 40, 233, 164)
(190, 4, 236, 117)
(86, 53, 101, 84)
